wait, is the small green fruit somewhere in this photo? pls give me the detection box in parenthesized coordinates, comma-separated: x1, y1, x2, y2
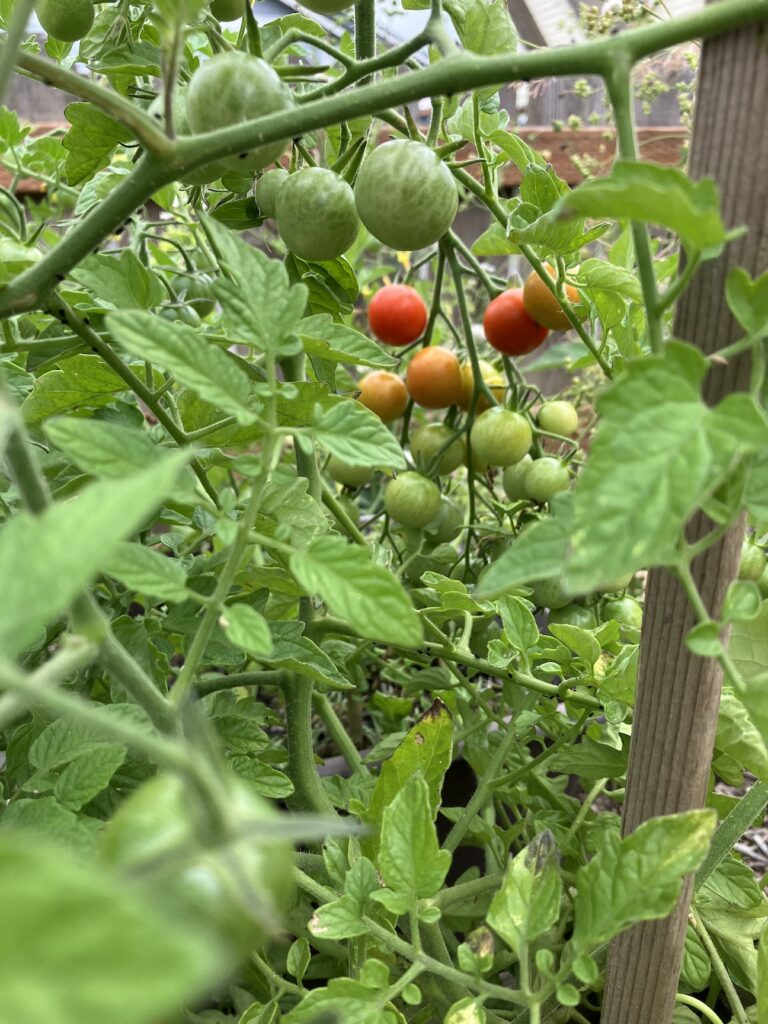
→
(37, 0, 94, 41)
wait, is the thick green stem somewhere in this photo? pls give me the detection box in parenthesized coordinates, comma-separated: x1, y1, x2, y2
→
(313, 691, 368, 776)
(283, 678, 336, 815)
(14, 50, 170, 153)
(606, 63, 662, 354)
(355, 0, 376, 65)
(0, 0, 36, 109)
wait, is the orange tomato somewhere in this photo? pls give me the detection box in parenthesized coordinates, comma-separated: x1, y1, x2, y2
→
(406, 347, 463, 409)
(459, 359, 505, 412)
(483, 289, 549, 356)
(522, 263, 582, 332)
(358, 371, 409, 423)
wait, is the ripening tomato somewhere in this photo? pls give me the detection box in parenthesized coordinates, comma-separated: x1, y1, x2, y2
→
(458, 359, 505, 412)
(186, 53, 294, 173)
(327, 456, 373, 488)
(739, 541, 767, 582)
(384, 472, 442, 529)
(469, 408, 532, 468)
(548, 604, 598, 630)
(255, 168, 289, 219)
(406, 347, 464, 409)
(483, 289, 549, 356)
(358, 371, 408, 423)
(410, 423, 465, 476)
(522, 263, 582, 332)
(276, 167, 360, 262)
(538, 400, 579, 437)
(524, 457, 569, 503)
(368, 284, 428, 346)
(502, 454, 533, 501)
(100, 773, 295, 953)
(355, 141, 459, 251)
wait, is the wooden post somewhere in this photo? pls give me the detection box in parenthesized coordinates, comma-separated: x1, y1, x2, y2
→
(601, 16, 768, 1024)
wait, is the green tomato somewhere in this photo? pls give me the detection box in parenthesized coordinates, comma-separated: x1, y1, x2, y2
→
(538, 400, 579, 437)
(601, 596, 643, 641)
(502, 454, 533, 501)
(355, 141, 458, 251)
(327, 456, 373, 488)
(524, 457, 569, 503)
(470, 408, 532, 468)
(425, 496, 464, 544)
(758, 564, 768, 598)
(298, 0, 355, 11)
(37, 0, 94, 41)
(175, 273, 216, 319)
(100, 773, 295, 953)
(255, 168, 289, 219)
(160, 304, 202, 328)
(186, 53, 294, 174)
(531, 578, 573, 610)
(276, 168, 360, 262)
(548, 604, 598, 629)
(739, 541, 767, 582)
(148, 93, 228, 185)
(384, 472, 442, 529)
(211, 0, 243, 20)
(410, 423, 465, 477)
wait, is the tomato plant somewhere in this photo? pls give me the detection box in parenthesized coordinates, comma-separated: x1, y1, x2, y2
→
(538, 399, 579, 437)
(384, 471, 442, 528)
(470, 407, 533, 467)
(367, 283, 428, 346)
(0, 3, 767, 1024)
(523, 456, 570, 502)
(410, 422, 465, 476)
(522, 263, 583, 331)
(483, 288, 549, 356)
(354, 140, 459, 250)
(254, 167, 288, 219)
(406, 346, 463, 409)
(357, 370, 408, 423)
(185, 53, 294, 172)
(276, 167, 360, 262)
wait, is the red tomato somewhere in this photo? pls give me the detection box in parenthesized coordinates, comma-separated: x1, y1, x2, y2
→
(483, 289, 549, 357)
(368, 284, 428, 346)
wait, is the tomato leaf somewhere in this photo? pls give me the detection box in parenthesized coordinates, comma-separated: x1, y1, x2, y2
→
(0, 452, 189, 658)
(21, 354, 128, 424)
(487, 832, 562, 956)
(312, 398, 407, 470)
(572, 810, 715, 952)
(289, 535, 422, 647)
(108, 310, 258, 424)
(558, 160, 727, 255)
(378, 775, 451, 900)
(0, 833, 228, 1024)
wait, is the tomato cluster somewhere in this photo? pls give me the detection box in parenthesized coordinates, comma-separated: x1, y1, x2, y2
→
(254, 139, 460, 263)
(483, 264, 585, 357)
